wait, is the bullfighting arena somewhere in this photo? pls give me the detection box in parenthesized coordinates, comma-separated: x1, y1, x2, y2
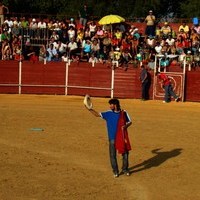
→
(0, 94, 200, 200)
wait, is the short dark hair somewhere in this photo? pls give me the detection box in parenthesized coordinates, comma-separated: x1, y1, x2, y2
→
(109, 98, 121, 110)
(155, 71, 160, 76)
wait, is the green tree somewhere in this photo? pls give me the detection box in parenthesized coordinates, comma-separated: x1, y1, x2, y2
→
(180, 0, 200, 18)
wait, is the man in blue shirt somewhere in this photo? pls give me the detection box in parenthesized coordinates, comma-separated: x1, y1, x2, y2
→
(86, 98, 132, 178)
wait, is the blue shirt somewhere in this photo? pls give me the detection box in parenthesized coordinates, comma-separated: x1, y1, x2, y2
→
(100, 110, 131, 140)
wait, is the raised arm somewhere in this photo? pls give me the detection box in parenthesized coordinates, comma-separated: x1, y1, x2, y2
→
(85, 106, 101, 117)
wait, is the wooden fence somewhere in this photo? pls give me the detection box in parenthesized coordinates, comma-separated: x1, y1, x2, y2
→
(0, 61, 200, 102)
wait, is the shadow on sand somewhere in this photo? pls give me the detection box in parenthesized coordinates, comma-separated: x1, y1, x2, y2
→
(129, 148, 183, 174)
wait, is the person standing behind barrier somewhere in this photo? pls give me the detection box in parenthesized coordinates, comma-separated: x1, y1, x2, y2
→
(156, 71, 179, 103)
(140, 65, 150, 100)
(0, 2, 9, 26)
(145, 10, 156, 37)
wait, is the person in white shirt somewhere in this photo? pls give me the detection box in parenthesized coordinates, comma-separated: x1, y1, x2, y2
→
(68, 26, 76, 42)
(166, 35, 175, 46)
(67, 37, 79, 59)
(154, 42, 162, 54)
(46, 43, 58, 61)
(37, 19, 47, 38)
(55, 40, 67, 56)
(29, 18, 38, 38)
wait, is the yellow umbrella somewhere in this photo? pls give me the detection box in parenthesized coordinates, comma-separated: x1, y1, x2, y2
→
(98, 14, 125, 25)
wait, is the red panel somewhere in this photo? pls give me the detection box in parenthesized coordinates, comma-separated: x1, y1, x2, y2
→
(0, 61, 19, 83)
(185, 71, 200, 102)
(0, 61, 200, 102)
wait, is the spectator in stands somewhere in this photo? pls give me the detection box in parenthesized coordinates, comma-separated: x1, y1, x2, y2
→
(120, 36, 131, 52)
(155, 24, 162, 39)
(132, 28, 140, 40)
(68, 26, 76, 42)
(114, 28, 123, 42)
(20, 17, 29, 29)
(154, 41, 162, 54)
(12, 36, 20, 54)
(165, 34, 175, 47)
(175, 35, 186, 54)
(27, 51, 39, 62)
(50, 30, 60, 42)
(47, 20, 55, 33)
(120, 49, 132, 70)
(37, 18, 47, 38)
(61, 52, 69, 62)
(88, 20, 97, 38)
(11, 23, 20, 38)
(88, 53, 98, 65)
(1, 29, 11, 42)
(178, 21, 190, 34)
(161, 22, 172, 38)
(145, 10, 156, 37)
(78, 4, 90, 29)
(67, 37, 79, 60)
(96, 26, 104, 39)
(190, 29, 199, 41)
(84, 26, 91, 38)
(169, 44, 177, 55)
(146, 35, 156, 50)
(0, 2, 9, 26)
(3, 17, 13, 33)
(39, 45, 46, 61)
(55, 40, 67, 57)
(129, 25, 137, 37)
(76, 27, 84, 45)
(46, 43, 57, 61)
(13, 48, 24, 61)
(1, 39, 12, 60)
(12, 17, 19, 27)
(192, 24, 200, 35)
(52, 53, 61, 62)
(91, 38, 100, 58)
(161, 42, 170, 55)
(99, 45, 109, 63)
(68, 18, 76, 29)
(102, 31, 111, 51)
(116, 23, 126, 34)
(131, 35, 139, 56)
(81, 38, 92, 61)
(111, 46, 122, 67)
(29, 18, 38, 38)
(53, 20, 62, 34)
(191, 35, 200, 55)
(177, 28, 187, 40)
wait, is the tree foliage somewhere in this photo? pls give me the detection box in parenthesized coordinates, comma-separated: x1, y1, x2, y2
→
(2, 0, 199, 20)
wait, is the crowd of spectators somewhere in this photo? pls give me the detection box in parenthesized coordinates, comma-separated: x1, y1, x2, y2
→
(1, 14, 200, 70)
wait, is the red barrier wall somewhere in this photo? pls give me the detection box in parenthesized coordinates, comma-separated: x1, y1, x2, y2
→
(0, 61, 199, 102)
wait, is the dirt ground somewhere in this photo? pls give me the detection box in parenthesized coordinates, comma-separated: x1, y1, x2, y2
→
(0, 94, 200, 200)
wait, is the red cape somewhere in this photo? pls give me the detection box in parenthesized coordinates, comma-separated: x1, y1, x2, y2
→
(115, 110, 131, 154)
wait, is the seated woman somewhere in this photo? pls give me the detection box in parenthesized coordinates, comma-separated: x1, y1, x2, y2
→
(81, 38, 92, 61)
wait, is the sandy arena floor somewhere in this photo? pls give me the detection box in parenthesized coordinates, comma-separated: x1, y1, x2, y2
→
(0, 94, 200, 200)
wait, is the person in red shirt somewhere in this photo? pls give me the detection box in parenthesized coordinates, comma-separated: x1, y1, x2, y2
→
(156, 71, 179, 103)
(27, 51, 39, 63)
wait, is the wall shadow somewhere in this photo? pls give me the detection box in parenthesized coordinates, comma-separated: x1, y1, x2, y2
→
(129, 148, 183, 174)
